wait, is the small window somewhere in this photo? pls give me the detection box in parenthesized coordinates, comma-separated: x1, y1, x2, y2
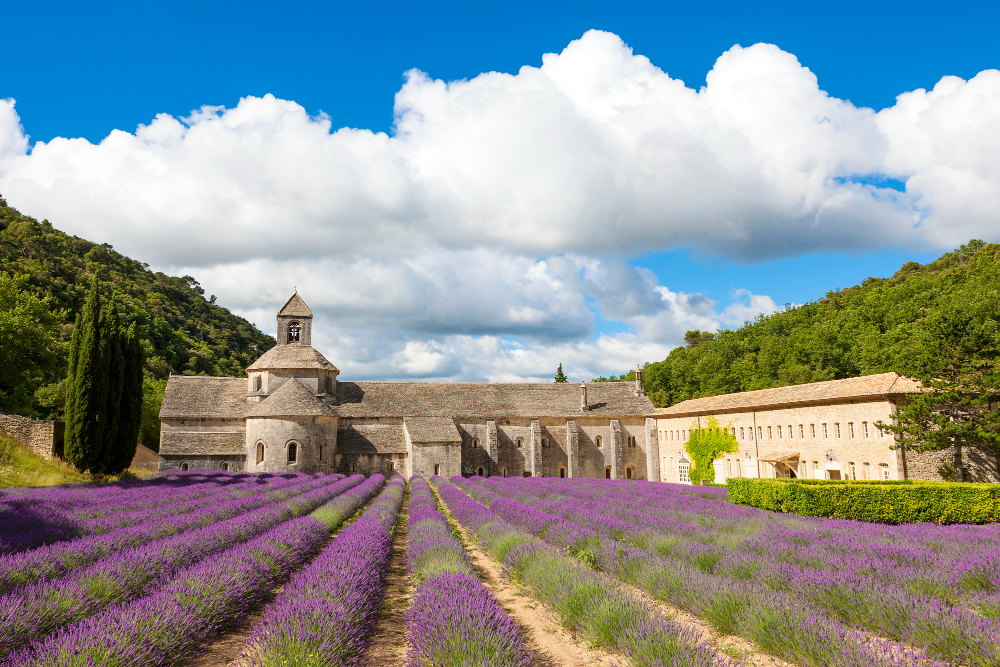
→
(850, 462, 857, 479)
(740, 427, 745, 440)
(678, 459, 690, 484)
(434, 464, 440, 475)
(287, 442, 297, 464)
(778, 425, 783, 439)
(320, 441, 327, 461)
(352, 462, 357, 473)
(252, 375, 261, 392)
(727, 459, 732, 476)
(880, 463, 890, 480)
(799, 424, 804, 439)
(768, 426, 773, 440)
(515, 437, 523, 449)
(221, 462, 229, 471)
(736, 459, 741, 477)
(757, 426, 763, 440)
(625, 466, 633, 479)
(863, 462, 870, 479)
(256, 441, 265, 464)
(813, 461, 819, 474)
(180, 462, 189, 471)
(559, 467, 565, 478)
(605, 466, 611, 479)
(596, 435, 603, 447)
(502, 467, 508, 477)
(810, 424, 816, 438)
(288, 321, 301, 342)
(835, 423, 842, 439)
(787, 425, 792, 439)
(863, 421, 869, 438)
(849, 422, 855, 438)
(799, 460, 807, 478)
(388, 460, 394, 470)
(477, 466, 484, 476)
(822, 423, 828, 439)
(472, 438, 479, 449)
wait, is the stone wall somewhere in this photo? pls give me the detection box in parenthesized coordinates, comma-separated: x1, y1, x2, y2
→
(903, 446, 1000, 482)
(159, 455, 244, 472)
(0, 412, 64, 460)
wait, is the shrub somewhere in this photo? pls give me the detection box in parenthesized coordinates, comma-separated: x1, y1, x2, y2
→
(727, 478, 1000, 524)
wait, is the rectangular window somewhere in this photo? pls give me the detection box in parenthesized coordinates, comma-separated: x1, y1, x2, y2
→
(800, 460, 807, 478)
(863, 421, 869, 438)
(799, 424, 804, 439)
(736, 459, 742, 477)
(740, 427, 745, 440)
(822, 423, 828, 439)
(849, 422, 855, 438)
(434, 464, 440, 476)
(864, 462, 871, 480)
(768, 426, 773, 439)
(787, 425, 793, 439)
(678, 461, 690, 484)
(835, 423, 841, 438)
(880, 463, 890, 480)
(850, 462, 856, 479)
(811, 424, 816, 438)
(813, 461, 819, 475)
(727, 459, 732, 476)
(778, 425, 783, 439)
(758, 426, 763, 440)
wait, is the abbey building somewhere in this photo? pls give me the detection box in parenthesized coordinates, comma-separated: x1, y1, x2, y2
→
(158, 292, 658, 478)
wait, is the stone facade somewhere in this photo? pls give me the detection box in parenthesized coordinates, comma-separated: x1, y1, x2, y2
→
(159, 292, 656, 478)
(0, 413, 64, 460)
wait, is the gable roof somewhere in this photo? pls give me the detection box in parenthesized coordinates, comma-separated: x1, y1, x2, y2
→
(160, 376, 247, 419)
(247, 344, 338, 372)
(159, 430, 245, 456)
(247, 378, 335, 418)
(277, 292, 313, 318)
(335, 381, 653, 418)
(404, 417, 462, 442)
(656, 372, 922, 417)
(337, 423, 406, 454)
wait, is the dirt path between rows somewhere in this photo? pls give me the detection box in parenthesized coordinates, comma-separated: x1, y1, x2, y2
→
(362, 490, 412, 667)
(450, 521, 617, 667)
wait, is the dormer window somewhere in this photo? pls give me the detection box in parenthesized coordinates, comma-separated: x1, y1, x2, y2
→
(288, 321, 301, 342)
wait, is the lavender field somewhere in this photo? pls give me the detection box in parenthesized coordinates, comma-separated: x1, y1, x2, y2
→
(0, 471, 995, 666)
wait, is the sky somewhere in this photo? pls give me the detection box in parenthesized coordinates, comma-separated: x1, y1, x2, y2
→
(1, 0, 998, 381)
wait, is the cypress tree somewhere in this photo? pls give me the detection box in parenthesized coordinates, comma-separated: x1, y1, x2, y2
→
(64, 281, 107, 473)
(101, 307, 124, 475)
(109, 324, 145, 474)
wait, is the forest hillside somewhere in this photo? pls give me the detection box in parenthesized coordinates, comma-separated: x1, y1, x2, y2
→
(640, 240, 999, 408)
(0, 196, 275, 446)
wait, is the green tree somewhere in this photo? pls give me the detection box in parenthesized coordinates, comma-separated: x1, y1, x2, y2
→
(684, 416, 739, 484)
(139, 377, 166, 451)
(881, 294, 1000, 482)
(109, 323, 144, 473)
(554, 363, 568, 382)
(0, 273, 60, 414)
(64, 281, 108, 473)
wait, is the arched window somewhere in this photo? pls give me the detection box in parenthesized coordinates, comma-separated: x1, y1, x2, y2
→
(477, 466, 485, 476)
(626, 466, 633, 479)
(604, 466, 611, 479)
(502, 466, 508, 477)
(221, 462, 229, 471)
(320, 441, 327, 461)
(472, 438, 479, 449)
(256, 441, 265, 464)
(515, 437, 523, 448)
(351, 462, 357, 473)
(288, 321, 301, 342)
(388, 459, 394, 471)
(559, 467, 565, 478)
(180, 462, 189, 471)
(287, 442, 297, 464)
(595, 435, 603, 448)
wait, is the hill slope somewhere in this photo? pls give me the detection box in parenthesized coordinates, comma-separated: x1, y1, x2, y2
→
(642, 240, 999, 407)
(0, 196, 275, 428)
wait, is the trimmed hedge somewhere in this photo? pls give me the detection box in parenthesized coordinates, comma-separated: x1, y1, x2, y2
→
(727, 478, 1000, 524)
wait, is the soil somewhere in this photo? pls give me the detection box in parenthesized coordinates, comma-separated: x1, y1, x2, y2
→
(186, 590, 277, 667)
(453, 523, 618, 667)
(361, 491, 413, 667)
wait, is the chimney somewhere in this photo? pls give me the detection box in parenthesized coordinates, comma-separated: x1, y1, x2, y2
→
(580, 382, 589, 412)
(634, 364, 645, 397)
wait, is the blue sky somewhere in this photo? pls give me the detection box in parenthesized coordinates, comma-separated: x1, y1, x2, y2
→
(1, 0, 997, 379)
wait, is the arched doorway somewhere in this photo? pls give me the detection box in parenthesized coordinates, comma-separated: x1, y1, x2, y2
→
(477, 466, 485, 476)
(559, 467, 566, 478)
(604, 466, 611, 479)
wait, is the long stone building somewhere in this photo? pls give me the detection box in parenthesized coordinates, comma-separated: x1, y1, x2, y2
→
(158, 292, 658, 478)
(654, 373, 998, 483)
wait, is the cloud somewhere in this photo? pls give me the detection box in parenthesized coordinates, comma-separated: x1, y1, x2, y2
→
(1, 30, 997, 379)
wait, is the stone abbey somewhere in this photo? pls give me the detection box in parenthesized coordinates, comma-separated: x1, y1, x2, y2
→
(158, 292, 992, 482)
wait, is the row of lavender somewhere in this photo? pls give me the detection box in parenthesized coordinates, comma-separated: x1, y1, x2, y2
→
(5, 473, 388, 667)
(405, 476, 531, 666)
(461, 475, 986, 667)
(432, 476, 732, 667)
(0, 470, 312, 554)
(0, 472, 344, 592)
(513, 477, 1000, 663)
(0, 473, 362, 661)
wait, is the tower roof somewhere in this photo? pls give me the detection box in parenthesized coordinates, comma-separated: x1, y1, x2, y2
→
(247, 344, 338, 372)
(247, 378, 335, 418)
(277, 291, 313, 318)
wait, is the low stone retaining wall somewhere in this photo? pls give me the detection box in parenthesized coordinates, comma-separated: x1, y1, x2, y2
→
(0, 413, 64, 460)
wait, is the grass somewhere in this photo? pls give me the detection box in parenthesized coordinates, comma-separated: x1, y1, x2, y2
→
(0, 435, 89, 488)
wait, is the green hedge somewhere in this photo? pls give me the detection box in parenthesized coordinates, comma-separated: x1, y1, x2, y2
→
(727, 478, 1000, 524)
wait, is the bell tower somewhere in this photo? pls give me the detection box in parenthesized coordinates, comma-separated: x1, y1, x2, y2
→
(276, 290, 313, 345)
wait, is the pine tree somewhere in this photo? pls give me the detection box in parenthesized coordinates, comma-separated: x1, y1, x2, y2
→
(64, 281, 107, 473)
(554, 363, 568, 383)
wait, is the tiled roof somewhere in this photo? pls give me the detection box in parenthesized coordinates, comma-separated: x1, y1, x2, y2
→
(335, 381, 654, 418)
(656, 372, 922, 417)
(404, 417, 461, 443)
(160, 376, 247, 419)
(159, 430, 245, 455)
(247, 379, 336, 418)
(336, 424, 406, 454)
(277, 292, 313, 317)
(247, 344, 338, 372)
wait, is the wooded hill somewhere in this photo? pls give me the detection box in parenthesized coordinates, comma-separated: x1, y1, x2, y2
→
(641, 240, 999, 408)
(0, 196, 275, 438)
